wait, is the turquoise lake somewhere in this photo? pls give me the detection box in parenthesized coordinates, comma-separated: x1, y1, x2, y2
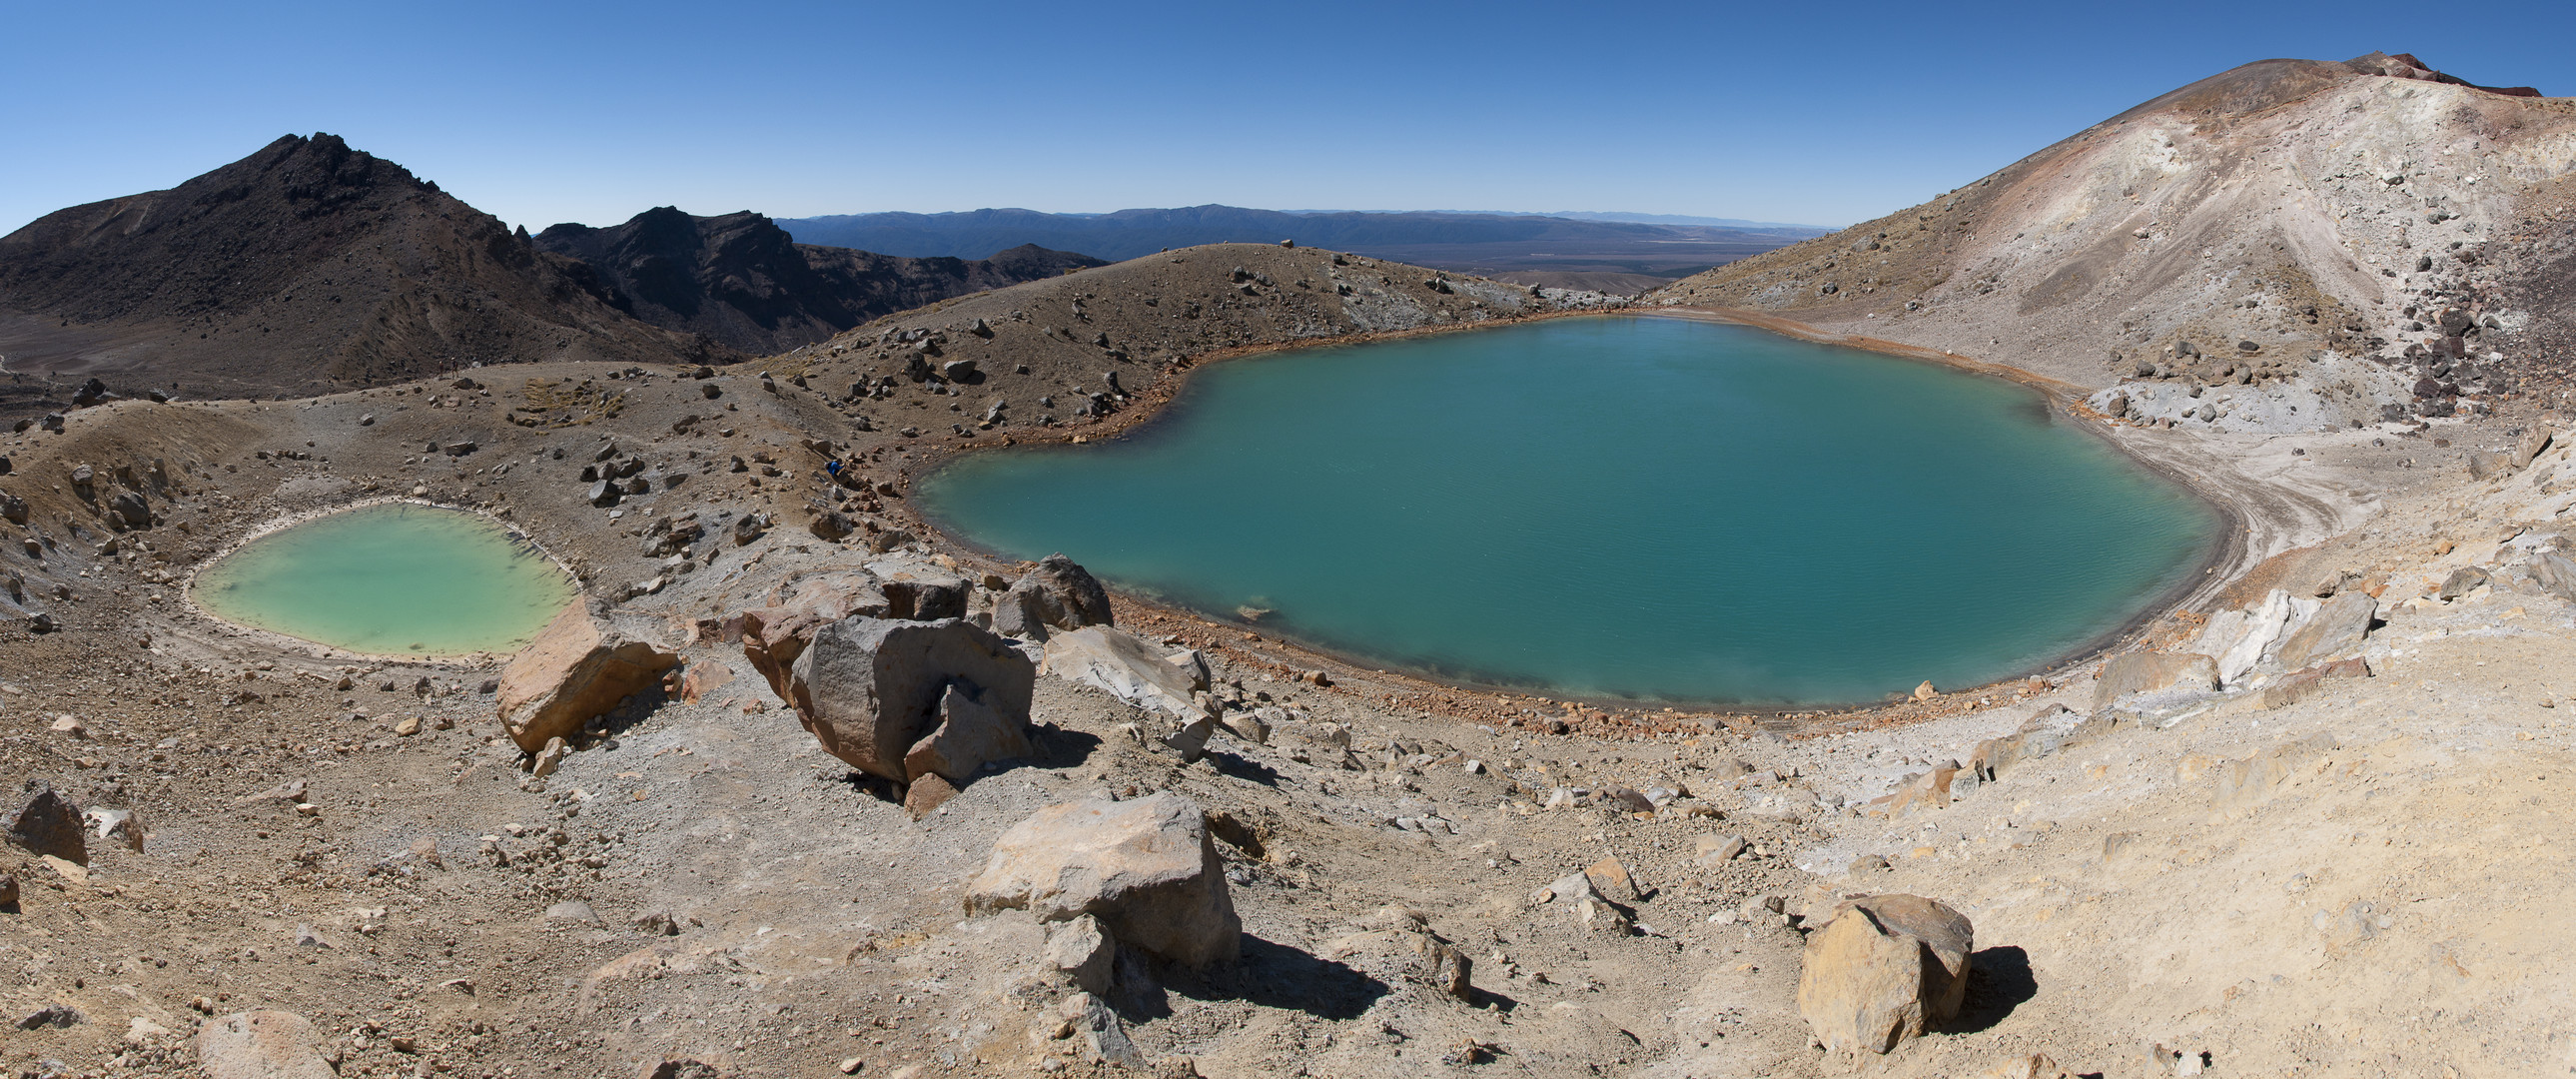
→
(918, 316, 2220, 704)
(193, 504, 577, 654)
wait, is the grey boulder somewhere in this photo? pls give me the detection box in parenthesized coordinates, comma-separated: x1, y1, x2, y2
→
(992, 553, 1115, 641)
(787, 616, 1035, 783)
(1042, 625, 1210, 716)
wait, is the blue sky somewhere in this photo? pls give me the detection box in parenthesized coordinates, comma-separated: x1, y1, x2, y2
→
(4, 1, 2571, 234)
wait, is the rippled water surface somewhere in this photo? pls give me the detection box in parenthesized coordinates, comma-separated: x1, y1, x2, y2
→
(194, 504, 576, 654)
(921, 317, 2218, 703)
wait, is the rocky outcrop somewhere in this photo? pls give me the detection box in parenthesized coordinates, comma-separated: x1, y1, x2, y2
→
(2093, 650, 2220, 709)
(992, 553, 1114, 641)
(785, 616, 1035, 783)
(1041, 626, 1210, 716)
(1796, 894, 1975, 1055)
(532, 208, 1105, 354)
(966, 793, 1241, 967)
(495, 599, 680, 753)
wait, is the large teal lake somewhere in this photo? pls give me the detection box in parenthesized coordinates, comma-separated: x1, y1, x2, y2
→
(193, 504, 577, 655)
(920, 317, 2219, 704)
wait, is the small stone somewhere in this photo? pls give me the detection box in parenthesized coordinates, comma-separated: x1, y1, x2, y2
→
(1583, 855, 1641, 902)
(1044, 913, 1115, 995)
(0, 873, 18, 908)
(1692, 834, 1747, 865)
(902, 772, 959, 818)
(17, 1004, 82, 1029)
(530, 737, 569, 777)
(632, 910, 680, 936)
(838, 1059, 865, 1075)
(544, 900, 601, 926)
(393, 716, 422, 736)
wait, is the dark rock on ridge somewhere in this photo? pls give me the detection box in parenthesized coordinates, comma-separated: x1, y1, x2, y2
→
(532, 208, 1103, 354)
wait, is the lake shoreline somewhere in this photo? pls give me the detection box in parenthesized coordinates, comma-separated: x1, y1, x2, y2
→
(910, 311, 2251, 717)
(179, 497, 580, 665)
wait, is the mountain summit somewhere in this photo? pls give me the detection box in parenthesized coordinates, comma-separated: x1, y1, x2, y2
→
(1654, 53, 2574, 421)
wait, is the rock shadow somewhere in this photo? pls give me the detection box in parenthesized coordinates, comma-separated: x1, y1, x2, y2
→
(1945, 944, 2037, 1033)
(1170, 934, 1387, 1020)
(1205, 749, 1281, 786)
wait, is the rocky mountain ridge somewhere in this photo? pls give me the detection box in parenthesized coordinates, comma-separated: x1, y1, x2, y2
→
(0, 134, 733, 406)
(530, 208, 1103, 355)
(1653, 53, 2576, 434)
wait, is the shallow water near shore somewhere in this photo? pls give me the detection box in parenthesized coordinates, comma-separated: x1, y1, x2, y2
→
(922, 316, 2219, 704)
(193, 504, 577, 654)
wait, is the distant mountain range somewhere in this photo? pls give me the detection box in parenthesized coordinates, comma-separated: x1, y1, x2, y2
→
(777, 206, 1826, 288)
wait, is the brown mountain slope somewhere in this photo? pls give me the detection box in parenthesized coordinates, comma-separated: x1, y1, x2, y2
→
(0, 134, 733, 409)
(530, 207, 1103, 354)
(1651, 54, 2576, 426)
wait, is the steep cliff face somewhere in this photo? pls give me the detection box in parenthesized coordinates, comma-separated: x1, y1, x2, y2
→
(0, 134, 731, 404)
(532, 208, 1103, 354)
(1653, 55, 2576, 421)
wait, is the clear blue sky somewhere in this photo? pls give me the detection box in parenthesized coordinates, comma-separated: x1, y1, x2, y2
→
(5, 1, 2572, 235)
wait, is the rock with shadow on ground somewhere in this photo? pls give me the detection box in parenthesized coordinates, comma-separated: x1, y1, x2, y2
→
(786, 615, 1036, 784)
(8, 788, 87, 865)
(1041, 625, 1211, 716)
(966, 792, 1242, 968)
(1796, 893, 1975, 1056)
(991, 552, 1115, 642)
(2271, 588, 2378, 669)
(495, 597, 680, 753)
(1321, 907, 1473, 1001)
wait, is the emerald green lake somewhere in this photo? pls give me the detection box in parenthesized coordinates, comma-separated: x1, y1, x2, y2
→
(920, 317, 2220, 705)
(193, 504, 577, 654)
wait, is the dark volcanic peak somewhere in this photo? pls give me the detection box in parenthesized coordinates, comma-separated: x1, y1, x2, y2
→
(532, 208, 1102, 355)
(0, 133, 729, 407)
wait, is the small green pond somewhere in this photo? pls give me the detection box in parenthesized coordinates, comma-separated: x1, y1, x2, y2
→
(918, 316, 2221, 705)
(192, 504, 576, 654)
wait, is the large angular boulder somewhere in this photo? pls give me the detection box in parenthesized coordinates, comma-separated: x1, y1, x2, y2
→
(8, 788, 87, 865)
(1042, 625, 1209, 716)
(2271, 589, 2377, 670)
(2092, 649, 2219, 709)
(787, 616, 1035, 782)
(738, 572, 890, 699)
(198, 1010, 338, 1079)
(992, 553, 1115, 641)
(965, 793, 1241, 967)
(495, 599, 680, 752)
(1796, 894, 1975, 1056)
